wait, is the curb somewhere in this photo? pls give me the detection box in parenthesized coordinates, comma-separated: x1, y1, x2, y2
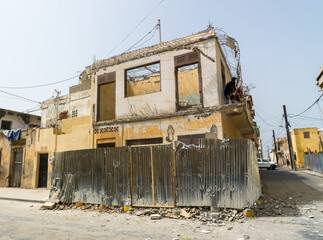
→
(297, 170, 323, 179)
(0, 197, 46, 204)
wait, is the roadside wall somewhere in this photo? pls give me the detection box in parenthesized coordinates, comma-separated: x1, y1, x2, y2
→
(303, 152, 323, 173)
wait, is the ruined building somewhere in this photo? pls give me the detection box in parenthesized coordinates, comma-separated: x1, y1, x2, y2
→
(90, 28, 256, 147)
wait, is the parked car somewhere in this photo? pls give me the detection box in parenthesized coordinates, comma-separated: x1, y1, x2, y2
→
(257, 158, 277, 170)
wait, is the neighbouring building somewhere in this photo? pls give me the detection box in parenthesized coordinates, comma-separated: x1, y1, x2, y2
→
(0, 109, 41, 188)
(90, 28, 256, 148)
(291, 127, 321, 168)
(276, 137, 289, 165)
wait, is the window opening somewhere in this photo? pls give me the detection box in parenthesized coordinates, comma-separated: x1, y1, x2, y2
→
(176, 63, 200, 108)
(125, 62, 161, 97)
(1, 120, 12, 130)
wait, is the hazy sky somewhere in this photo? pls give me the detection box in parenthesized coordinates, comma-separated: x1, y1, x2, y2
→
(0, 0, 322, 151)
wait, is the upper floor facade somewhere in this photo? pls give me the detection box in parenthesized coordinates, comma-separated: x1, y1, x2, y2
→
(90, 28, 236, 126)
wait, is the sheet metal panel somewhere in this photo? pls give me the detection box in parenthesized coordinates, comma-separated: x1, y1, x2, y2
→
(131, 146, 153, 206)
(175, 139, 260, 209)
(152, 144, 174, 206)
(50, 147, 130, 206)
(304, 153, 323, 173)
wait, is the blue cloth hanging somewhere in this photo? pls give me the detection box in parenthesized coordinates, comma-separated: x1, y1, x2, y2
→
(6, 129, 21, 140)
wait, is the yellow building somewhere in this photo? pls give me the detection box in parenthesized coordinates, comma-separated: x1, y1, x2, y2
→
(291, 127, 320, 168)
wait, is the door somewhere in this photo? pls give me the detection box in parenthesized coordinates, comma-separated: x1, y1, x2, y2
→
(38, 154, 48, 188)
(9, 148, 23, 187)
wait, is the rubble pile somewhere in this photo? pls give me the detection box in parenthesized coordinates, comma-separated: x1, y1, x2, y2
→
(251, 194, 300, 217)
(43, 203, 247, 224)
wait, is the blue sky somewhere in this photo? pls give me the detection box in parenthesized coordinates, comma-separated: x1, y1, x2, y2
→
(0, 0, 322, 152)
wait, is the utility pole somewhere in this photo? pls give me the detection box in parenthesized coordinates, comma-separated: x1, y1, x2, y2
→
(283, 105, 296, 170)
(158, 19, 161, 45)
(272, 130, 279, 164)
(54, 89, 61, 152)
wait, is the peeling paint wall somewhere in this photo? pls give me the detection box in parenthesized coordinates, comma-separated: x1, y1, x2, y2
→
(94, 111, 223, 147)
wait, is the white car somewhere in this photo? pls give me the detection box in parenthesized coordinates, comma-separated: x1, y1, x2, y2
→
(257, 158, 277, 170)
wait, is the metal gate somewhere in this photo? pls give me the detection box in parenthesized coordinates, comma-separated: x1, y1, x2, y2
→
(9, 148, 23, 187)
(130, 144, 175, 207)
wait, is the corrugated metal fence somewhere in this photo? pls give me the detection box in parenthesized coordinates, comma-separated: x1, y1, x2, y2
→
(50, 139, 260, 209)
(303, 152, 323, 173)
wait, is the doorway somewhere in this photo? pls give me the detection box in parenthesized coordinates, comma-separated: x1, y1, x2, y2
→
(9, 148, 23, 187)
(38, 154, 48, 188)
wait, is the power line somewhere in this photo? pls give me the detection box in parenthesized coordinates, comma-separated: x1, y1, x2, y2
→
(124, 24, 159, 53)
(0, 75, 79, 89)
(255, 111, 279, 127)
(0, 89, 41, 104)
(290, 93, 323, 117)
(105, 0, 165, 58)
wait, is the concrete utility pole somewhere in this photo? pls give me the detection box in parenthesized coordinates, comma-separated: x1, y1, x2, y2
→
(272, 130, 279, 164)
(283, 105, 296, 170)
(158, 19, 161, 45)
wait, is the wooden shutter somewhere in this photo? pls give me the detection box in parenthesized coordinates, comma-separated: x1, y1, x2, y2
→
(98, 71, 116, 85)
(174, 52, 200, 67)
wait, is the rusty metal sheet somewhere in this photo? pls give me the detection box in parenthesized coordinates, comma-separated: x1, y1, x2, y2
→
(50, 147, 130, 206)
(131, 146, 153, 206)
(152, 145, 174, 206)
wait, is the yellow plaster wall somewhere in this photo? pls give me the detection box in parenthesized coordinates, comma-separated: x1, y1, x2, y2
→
(0, 136, 11, 187)
(127, 75, 161, 97)
(291, 128, 320, 168)
(221, 113, 242, 139)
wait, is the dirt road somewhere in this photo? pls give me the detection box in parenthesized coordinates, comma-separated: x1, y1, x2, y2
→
(0, 168, 322, 240)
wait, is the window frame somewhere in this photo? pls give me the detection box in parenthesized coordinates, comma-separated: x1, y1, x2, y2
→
(174, 52, 203, 110)
(124, 61, 161, 98)
(1, 120, 12, 130)
(303, 131, 310, 139)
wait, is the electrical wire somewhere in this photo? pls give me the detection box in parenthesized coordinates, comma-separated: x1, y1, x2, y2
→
(290, 93, 323, 117)
(124, 24, 159, 53)
(255, 111, 278, 127)
(0, 89, 41, 104)
(105, 0, 165, 58)
(0, 75, 79, 89)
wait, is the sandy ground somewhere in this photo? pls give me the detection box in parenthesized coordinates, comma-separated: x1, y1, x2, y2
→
(0, 168, 322, 240)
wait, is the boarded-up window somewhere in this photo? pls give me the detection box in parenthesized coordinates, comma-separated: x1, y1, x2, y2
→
(126, 138, 163, 146)
(175, 52, 202, 109)
(98, 72, 116, 121)
(125, 62, 161, 97)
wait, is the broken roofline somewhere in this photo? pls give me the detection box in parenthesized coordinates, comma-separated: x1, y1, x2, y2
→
(91, 28, 217, 71)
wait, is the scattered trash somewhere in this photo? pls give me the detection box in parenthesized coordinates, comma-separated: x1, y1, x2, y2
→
(308, 215, 314, 218)
(227, 226, 233, 230)
(200, 229, 211, 233)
